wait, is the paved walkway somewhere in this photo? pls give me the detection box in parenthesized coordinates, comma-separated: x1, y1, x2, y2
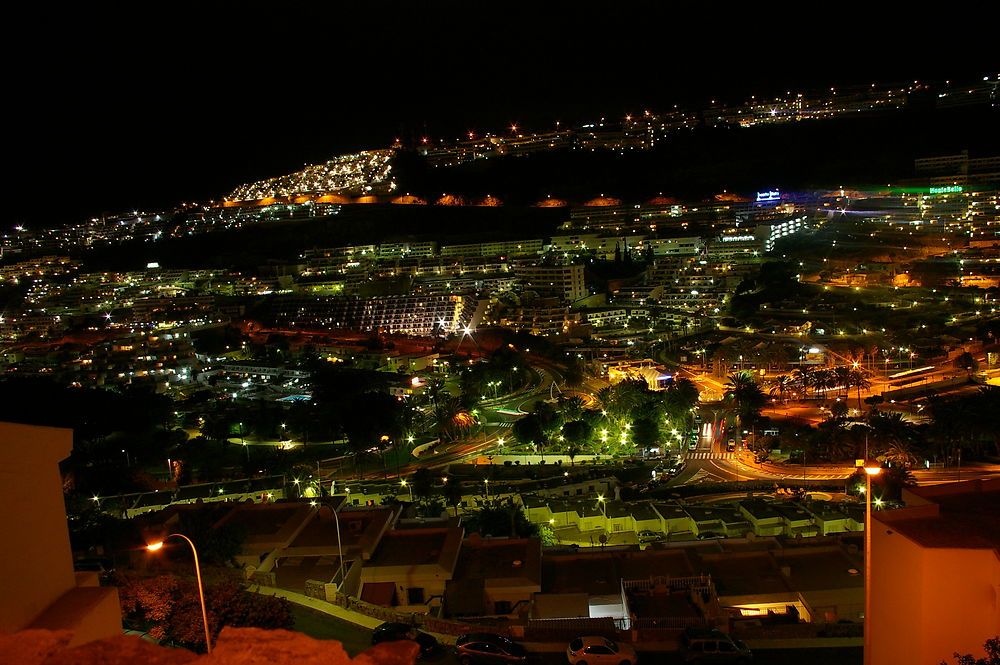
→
(253, 585, 384, 630)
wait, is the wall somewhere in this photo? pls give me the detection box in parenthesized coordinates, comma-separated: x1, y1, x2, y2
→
(0, 423, 76, 634)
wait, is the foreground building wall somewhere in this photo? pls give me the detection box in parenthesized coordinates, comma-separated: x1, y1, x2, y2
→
(0, 422, 120, 645)
(870, 479, 1000, 665)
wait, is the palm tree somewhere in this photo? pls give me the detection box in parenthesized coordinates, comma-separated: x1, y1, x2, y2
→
(558, 395, 586, 422)
(432, 395, 477, 442)
(792, 368, 813, 399)
(768, 374, 794, 404)
(848, 368, 872, 411)
(832, 366, 852, 400)
(724, 370, 767, 427)
(866, 411, 920, 466)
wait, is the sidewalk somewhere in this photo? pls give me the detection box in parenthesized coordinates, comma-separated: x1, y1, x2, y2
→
(254, 585, 384, 630)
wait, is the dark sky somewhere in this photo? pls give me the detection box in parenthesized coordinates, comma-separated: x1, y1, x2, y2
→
(7, 5, 996, 228)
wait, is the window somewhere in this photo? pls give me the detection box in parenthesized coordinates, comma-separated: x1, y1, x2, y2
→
(494, 600, 512, 614)
(407, 587, 424, 604)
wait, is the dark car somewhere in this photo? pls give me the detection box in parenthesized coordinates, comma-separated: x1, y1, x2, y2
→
(455, 633, 528, 665)
(679, 627, 752, 663)
(372, 622, 440, 659)
(638, 529, 665, 543)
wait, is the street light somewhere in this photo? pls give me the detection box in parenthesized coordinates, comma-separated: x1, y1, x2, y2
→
(239, 423, 249, 463)
(858, 460, 882, 665)
(400, 479, 413, 502)
(146, 534, 212, 654)
(317, 501, 345, 593)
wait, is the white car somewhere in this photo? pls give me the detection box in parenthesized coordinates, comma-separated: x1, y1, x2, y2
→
(566, 636, 637, 665)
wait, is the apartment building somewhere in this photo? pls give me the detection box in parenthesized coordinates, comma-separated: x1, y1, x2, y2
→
(514, 263, 587, 303)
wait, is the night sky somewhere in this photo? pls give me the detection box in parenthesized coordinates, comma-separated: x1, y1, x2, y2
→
(7, 6, 996, 228)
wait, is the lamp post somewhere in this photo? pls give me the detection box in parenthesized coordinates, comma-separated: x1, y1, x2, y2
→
(400, 479, 413, 502)
(239, 423, 249, 462)
(323, 501, 345, 592)
(859, 460, 882, 665)
(146, 534, 212, 654)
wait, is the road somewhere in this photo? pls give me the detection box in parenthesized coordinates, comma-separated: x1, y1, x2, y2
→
(289, 604, 861, 664)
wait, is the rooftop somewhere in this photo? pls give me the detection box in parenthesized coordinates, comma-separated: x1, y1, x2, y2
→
(366, 527, 463, 567)
(877, 478, 1000, 551)
(454, 535, 542, 586)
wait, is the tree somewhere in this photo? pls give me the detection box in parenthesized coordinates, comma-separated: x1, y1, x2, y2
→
(560, 420, 593, 453)
(768, 374, 794, 404)
(829, 401, 849, 421)
(431, 395, 476, 442)
(879, 464, 917, 501)
(532, 400, 564, 436)
(410, 467, 435, 502)
(558, 395, 586, 422)
(116, 574, 292, 652)
(631, 418, 660, 455)
(866, 410, 921, 466)
(954, 351, 979, 377)
(463, 497, 538, 539)
(724, 370, 767, 426)
(512, 414, 547, 451)
(442, 476, 464, 516)
(941, 636, 1000, 665)
(848, 368, 872, 411)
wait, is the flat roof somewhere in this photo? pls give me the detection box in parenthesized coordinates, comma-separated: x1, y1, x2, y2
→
(739, 499, 782, 521)
(630, 503, 660, 521)
(878, 480, 1000, 551)
(454, 537, 542, 585)
(367, 527, 462, 567)
(541, 549, 694, 595)
(770, 547, 864, 592)
(221, 505, 302, 537)
(274, 554, 345, 589)
(698, 552, 790, 597)
(291, 508, 392, 549)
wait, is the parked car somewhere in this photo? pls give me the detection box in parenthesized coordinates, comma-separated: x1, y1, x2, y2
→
(637, 530, 665, 543)
(455, 633, 528, 665)
(679, 627, 752, 663)
(371, 622, 440, 659)
(566, 636, 638, 665)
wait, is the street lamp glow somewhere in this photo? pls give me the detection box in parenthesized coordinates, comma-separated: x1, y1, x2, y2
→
(146, 534, 212, 653)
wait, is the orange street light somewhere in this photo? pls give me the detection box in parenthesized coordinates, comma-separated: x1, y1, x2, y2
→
(146, 533, 212, 653)
(858, 460, 881, 665)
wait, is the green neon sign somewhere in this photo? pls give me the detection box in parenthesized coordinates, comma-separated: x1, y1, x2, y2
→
(929, 185, 963, 194)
